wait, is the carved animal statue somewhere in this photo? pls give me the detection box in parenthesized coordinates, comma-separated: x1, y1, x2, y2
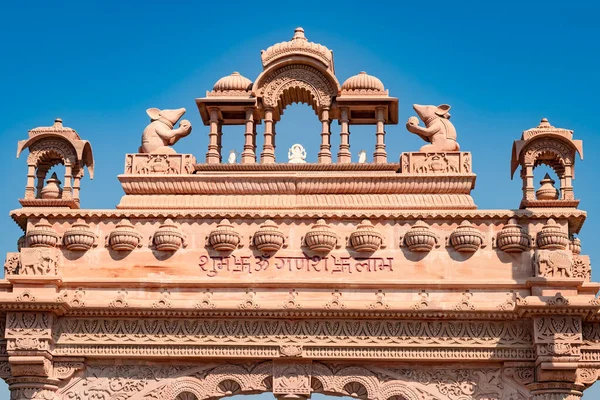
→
(140, 108, 192, 154)
(406, 104, 460, 152)
(534, 250, 572, 278)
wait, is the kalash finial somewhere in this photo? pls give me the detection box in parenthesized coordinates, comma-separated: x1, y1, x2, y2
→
(292, 27, 307, 41)
(53, 118, 63, 128)
(539, 117, 551, 128)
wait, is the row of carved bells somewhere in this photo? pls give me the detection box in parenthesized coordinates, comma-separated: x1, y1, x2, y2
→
(21, 217, 579, 256)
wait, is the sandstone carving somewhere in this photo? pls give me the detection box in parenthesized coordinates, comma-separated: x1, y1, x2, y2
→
(253, 219, 285, 253)
(153, 219, 185, 251)
(406, 104, 460, 152)
(496, 218, 530, 253)
(140, 108, 192, 154)
(537, 218, 569, 250)
(348, 219, 382, 253)
(449, 220, 483, 252)
(570, 237, 581, 255)
(403, 220, 438, 252)
(534, 249, 573, 278)
(208, 219, 241, 251)
(26, 219, 59, 248)
(304, 219, 338, 254)
(108, 219, 142, 251)
(63, 218, 96, 251)
(537, 173, 559, 200)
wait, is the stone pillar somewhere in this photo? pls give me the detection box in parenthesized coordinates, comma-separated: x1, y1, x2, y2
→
(373, 106, 387, 163)
(8, 379, 58, 400)
(35, 164, 49, 199)
(217, 122, 223, 163)
(242, 108, 256, 164)
(528, 383, 583, 400)
(318, 108, 331, 164)
(206, 108, 220, 164)
(337, 107, 351, 164)
(523, 165, 535, 200)
(72, 168, 83, 202)
(25, 164, 36, 199)
(62, 163, 73, 200)
(563, 165, 574, 200)
(261, 108, 275, 164)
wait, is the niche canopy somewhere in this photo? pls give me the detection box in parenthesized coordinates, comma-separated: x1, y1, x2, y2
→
(16, 118, 94, 208)
(196, 27, 398, 165)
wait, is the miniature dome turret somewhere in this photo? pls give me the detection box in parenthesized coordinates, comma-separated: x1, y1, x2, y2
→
(261, 27, 334, 70)
(341, 71, 386, 94)
(212, 72, 253, 93)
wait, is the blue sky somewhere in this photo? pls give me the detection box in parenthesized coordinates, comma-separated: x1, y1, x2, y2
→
(0, 0, 599, 398)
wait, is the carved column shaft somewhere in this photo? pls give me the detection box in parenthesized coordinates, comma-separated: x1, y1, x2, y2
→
(217, 122, 223, 163)
(318, 108, 331, 164)
(337, 107, 351, 164)
(563, 165, 574, 200)
(62, 163, 72, 200)
(524, 164, 535, 200)
(8, 380, 58, 400)
(25, 165, 36, 200)
(242, 108, 256, 164)
(206, 108, 221, 164)
(373, 106, 387, 163)
(261, 108, 275, 164)
(35, 164, 49, 199)
(72, 169, 82, 202)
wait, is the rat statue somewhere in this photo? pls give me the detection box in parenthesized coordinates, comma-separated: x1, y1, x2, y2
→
(406, 104, 460, 152)
(140, 107, 192, 154)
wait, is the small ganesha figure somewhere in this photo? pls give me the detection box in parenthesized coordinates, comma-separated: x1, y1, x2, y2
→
(288, 144, 307, 164)
(140, 107, 192, 154)
(406, 104, 460, 152)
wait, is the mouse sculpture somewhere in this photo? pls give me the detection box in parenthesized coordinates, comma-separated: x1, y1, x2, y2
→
(406, 104, 460, 152)
(140, 107, 192, 154)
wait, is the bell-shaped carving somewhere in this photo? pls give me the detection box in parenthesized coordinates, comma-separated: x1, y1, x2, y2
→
(496, 218, 529, 253)
(536, 173, 559, 200)
(153, 219, 185, 252)
(404, 220, 438, 252)
(108, 219, 142, 251)
(63, 219, 97, 251)
(449, 220, 483, 252)
(40, 172, 63, 199)
(26, 218, 59, 248)
(304, 219, 338, 254)
(537, 218, 569, 250)
(253, 220, 285, 253)
(570, 237, 581, 255)
(349, 219, 382, 253)
(208, 219, 241, 251)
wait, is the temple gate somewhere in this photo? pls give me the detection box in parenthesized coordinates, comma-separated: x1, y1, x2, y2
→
(1, 28, 598, 400)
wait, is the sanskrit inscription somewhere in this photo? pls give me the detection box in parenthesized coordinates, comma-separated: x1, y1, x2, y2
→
(199, 253, 393, 277)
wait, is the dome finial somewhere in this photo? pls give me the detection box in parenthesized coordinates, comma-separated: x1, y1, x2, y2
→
(293, 27, 306, 41)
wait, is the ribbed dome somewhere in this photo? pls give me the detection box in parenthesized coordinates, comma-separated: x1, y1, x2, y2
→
(341, 71, 385, 92)
(213, 72, 253, 92)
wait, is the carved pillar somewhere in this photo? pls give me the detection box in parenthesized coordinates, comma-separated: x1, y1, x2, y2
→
(528, 383, 583, 400)
(242, 108, 256, 164)
(523, 164, 535, 201)
(62, 163, 72, 200)
(6, 312, 57, 399)
(217, 122, 223, 163)
(563, 165, 574, 200)
(337, 107, 351, 163)
(35, 164, 49, 199)
(72, 168, 83, 202)
(25, 164, 36, 200)
(318, 108, 331, 164)
(206, 108, 221, 164)
(373, 106, 387, 163)
(261, 108, 275, 164)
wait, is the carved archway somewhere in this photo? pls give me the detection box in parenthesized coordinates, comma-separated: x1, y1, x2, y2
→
(255, 64, 338, 116)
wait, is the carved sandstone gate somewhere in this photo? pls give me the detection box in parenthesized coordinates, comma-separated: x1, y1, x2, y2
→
(1, 28, 599, 400)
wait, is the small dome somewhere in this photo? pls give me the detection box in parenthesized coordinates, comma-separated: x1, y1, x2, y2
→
(341, 71, 385, 93)
(213, 72, 253, 92)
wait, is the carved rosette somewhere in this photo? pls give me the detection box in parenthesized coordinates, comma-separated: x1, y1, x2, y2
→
(208, 219, 241, 252)
(537, 219, 569, 250)
(349, 219, 382, 253)
(63, 219, 97, 251)
(497, 218, 530, 253)
(253, 220, 285, 253)
(108, 219, 142, 251)
(304, 219, 338, 254)
(570, 237, 581, 255)
(449, 220, 483, 252)
(26, 219, 59, 248)
(404, 220, 438, 252)
(153, 219, 185, 252)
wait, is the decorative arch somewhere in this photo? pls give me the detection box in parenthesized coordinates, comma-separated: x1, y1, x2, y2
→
(254, 64, 339, 115)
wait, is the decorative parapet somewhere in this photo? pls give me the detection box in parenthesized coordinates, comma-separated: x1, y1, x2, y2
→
(124, 153, 196, 175)
(400, 152, 472, 174)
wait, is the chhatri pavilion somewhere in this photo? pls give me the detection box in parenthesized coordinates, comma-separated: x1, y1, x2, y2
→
(0, 28, 597, 400)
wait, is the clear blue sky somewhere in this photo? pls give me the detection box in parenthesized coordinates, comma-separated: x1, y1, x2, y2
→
(0, 1, 599, 398)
